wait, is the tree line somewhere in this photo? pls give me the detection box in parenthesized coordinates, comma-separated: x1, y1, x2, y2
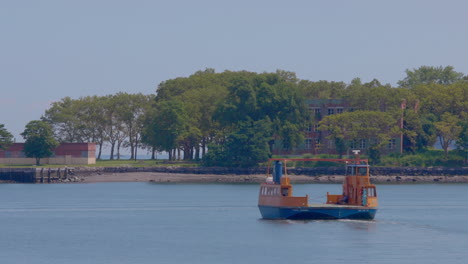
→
(0, 66, 466, 166)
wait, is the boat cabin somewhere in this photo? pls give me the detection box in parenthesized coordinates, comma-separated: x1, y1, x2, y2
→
(327, 163, 378, 207)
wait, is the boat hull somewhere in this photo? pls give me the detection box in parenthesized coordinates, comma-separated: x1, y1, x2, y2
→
(258, 205, 377, 220)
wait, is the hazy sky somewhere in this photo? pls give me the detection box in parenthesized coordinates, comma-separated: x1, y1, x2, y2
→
(1, 0, 467, 141)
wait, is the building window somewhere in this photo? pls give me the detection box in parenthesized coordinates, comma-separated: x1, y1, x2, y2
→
(306, 124, 312, 132)
(350, 141, 357, 149)
(5, 151, 12, 158)
(328, 108, 335, 115)
(328, 140, 334, 149)
(336, 108, 343, 114)
(305, 138, 312, 150)
(314, 138, 321, 149)
(81, 151, 88, 158)
(359, 139, 366, 149)
(388, 139, 396, 150)
(313, 124, 320, 132)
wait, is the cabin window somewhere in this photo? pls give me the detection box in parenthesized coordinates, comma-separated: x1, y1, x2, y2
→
(358, 167, 368, 176)
(364, 187, 376, 197)
(282, 188, 288, 196)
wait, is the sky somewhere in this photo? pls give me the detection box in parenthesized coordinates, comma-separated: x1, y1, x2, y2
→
(1, 0, 468, 143)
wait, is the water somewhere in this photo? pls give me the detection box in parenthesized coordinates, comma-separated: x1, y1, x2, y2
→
(0, 183, 467, 264)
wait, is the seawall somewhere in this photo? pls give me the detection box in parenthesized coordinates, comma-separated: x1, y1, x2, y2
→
(1, 166, 467, 183)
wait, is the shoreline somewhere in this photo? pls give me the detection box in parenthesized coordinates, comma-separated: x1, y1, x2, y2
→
(76, 172, 468, 184)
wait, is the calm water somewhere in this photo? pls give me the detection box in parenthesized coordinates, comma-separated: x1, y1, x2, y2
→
(0, 182, 467, 264)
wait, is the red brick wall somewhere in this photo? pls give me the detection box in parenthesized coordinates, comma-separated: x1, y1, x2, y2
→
(0, 143, 96, 158)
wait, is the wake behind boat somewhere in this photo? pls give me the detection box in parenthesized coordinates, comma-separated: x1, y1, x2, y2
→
(258, 155, 378, 220)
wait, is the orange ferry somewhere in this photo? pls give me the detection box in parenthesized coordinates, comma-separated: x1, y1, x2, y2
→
(258, 156, 378, 220)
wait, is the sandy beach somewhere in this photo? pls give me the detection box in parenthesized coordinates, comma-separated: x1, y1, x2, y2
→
(77, 172, 468, 184)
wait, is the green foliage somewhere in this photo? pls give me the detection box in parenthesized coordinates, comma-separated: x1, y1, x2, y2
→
(398, 65, 464, 88)
(21, 120, 59, 166)
(402, 112, 437, 153)
(435, 112, 463, 158)
(0, 124, 14, 150)
(298, 80, 347, 99)
(380, 150, 464, 167)
(345, 78, 404, 112)
(294, 154, 343, 168)
(36, 66, 468, 167)
(319, 110, 399, 153)
(214, 72, 308, 151)
(143, 100, 188, 159)
(203, 119, 272, 167)
(43, 93, 153, 160)
(368, 146, 381, 165)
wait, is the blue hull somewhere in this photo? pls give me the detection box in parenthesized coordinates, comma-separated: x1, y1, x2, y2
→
(258, 205, 377, 220)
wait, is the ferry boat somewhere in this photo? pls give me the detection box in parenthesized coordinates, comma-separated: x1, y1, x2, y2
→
(258, 156, 378, 220)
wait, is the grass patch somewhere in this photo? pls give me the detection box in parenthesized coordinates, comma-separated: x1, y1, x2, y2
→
(0, 159, 201, 168)
(378, 149, 464, 167)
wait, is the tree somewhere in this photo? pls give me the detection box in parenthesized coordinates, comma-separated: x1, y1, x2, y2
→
(402, 112, 437, 153)
(203, 118, 272, 167)
(143, 100, 188, 160)
(319, 111, 400, 164)
(456, 120, 468, 164)
(398, 65, 464, 88)
(215, 73, 308, 151)
(21, 120, 59, 165)
(298, 80, 347, 99)
(42, 97, 82, 142)
(75, 96, 107, 160)
(115, 93, 152, 160)
(0, 124, 14, 150)
(435, 112, 462, 158)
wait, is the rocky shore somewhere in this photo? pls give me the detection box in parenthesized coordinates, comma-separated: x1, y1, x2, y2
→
(2, 166, 467, 184)
(75, 170, 468, 184)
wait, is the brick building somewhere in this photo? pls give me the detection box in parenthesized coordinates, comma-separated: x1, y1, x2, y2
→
(0, 143, 96, 165)
(272, 99, 400, 156)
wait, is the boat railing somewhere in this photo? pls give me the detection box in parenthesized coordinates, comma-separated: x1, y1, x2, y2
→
(267, 158, 369, 177)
